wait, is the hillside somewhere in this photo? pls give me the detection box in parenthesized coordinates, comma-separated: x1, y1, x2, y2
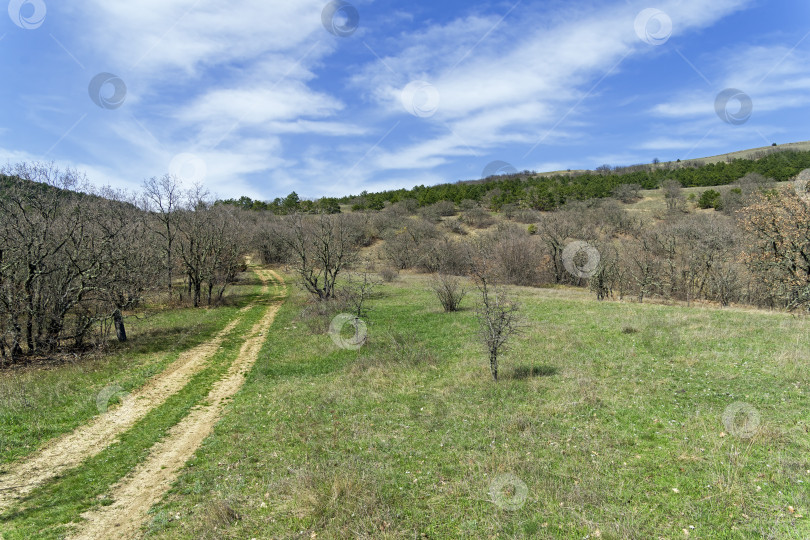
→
(219, 142, 810, 214)
(337, 145, 810, 212)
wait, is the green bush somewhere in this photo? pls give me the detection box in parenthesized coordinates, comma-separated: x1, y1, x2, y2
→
(698, 189, 722, 210)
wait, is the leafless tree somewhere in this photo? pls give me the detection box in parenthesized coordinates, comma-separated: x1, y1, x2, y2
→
(93, 187, 162, 341)
(740, 188, 810, 310)
(0, 163, 160, 357)
(626, 229, 661, 303)
(175, 187, 247, 307)
(536, 210, 579, 284)
(283, 213, 359, 300)
(142, 174, 182, 294)
(467, 240, 523, 381)
(474, 278, 522, 381)
(588, 241, 620, 300)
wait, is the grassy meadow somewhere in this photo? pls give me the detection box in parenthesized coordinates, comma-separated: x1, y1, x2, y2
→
(135, 273, 810, 539)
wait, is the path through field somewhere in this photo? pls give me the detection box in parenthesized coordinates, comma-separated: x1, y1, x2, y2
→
(0, 267, 284, 538)
(0, 311, 248, 511)
(69, 268, 285, 539)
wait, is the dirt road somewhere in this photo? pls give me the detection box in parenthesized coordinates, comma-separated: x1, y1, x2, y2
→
(69, 268, 285, 539)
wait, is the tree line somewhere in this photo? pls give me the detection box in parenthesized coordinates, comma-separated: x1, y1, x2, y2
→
(217, 149, 810, 215)
(0, 164, 249, 365)
(339, 149, 810, 211)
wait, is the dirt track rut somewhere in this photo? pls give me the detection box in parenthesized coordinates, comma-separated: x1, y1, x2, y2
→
(69, 268, 285, 539)
(0, 313, 251, 512)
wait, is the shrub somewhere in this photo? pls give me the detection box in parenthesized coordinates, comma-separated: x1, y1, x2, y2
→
(433, 200, 457, 216)
(513, 209, 542, 224)
(698, 189, 723, 210)
(379, 267, 399, 282)
(443, 219, 467, 235)
(418, 237, 472, 275)
(458, 199, 479, 211)
(500, 203, 518, 219)
(483, 224, 543, 286)
(430, 273, 467, 312)
(381, 218, 440, 269)
(418, 204, 442, 223)
(612, 183, 641, 203)
(460, 207, 495, 229)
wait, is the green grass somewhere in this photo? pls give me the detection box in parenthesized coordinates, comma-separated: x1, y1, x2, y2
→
(0, 271, 282, 539)
(0, 271, 265, 467)
(141, 275, 810, 539)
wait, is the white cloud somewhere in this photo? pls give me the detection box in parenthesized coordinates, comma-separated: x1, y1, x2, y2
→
(26, 0, 759, 198)
(349, 0, 751, 174)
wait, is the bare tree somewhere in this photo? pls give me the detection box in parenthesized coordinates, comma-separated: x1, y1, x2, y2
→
(468, 241, 522, 381)
(475, 279, 522, 381)
(626, 230, 660, 303)
(536, 211, 579, 284)
(93, 187, 162, 341)
(740, 188, 810, 310)
(174, 186, 247, 307)
(283, 213, 359, 300)
(0, 163, 159, 358)
(142, 174, 182, 294)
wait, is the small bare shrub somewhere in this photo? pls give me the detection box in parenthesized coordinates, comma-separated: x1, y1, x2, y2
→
(443, 219, 467, 235)
(430, 273, 467, 312)
(433, 200, 457, 216)
(342, 267, 382, 318)
(379, 267, 399, 282)
(513, 209, 542, 224)
(474, 280, 522, 381)
(418, 237, 472, 275)
(460, 207, 495, 229)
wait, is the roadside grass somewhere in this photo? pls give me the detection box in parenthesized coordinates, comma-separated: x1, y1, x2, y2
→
(0, 276, 281, 539)
(0, 270, 265, 467)
(144, 274, 810, 539)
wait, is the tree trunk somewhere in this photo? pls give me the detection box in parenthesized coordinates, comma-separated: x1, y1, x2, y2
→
(113, 309, 127, 342)
(167, 236, 173, 292)
(490, 351, 498, 381)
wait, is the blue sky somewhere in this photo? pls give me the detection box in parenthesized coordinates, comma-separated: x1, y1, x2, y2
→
(1, 0, 808, 200)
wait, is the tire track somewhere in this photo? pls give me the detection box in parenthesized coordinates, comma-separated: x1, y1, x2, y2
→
(69, 269, 285, 540)
(0, 273, 267, 512)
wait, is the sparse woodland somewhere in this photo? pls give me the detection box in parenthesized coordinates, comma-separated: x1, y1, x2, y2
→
(260, 170, 810, 313)
(0, 164, 249, 364)
(3, 154, 810, 367)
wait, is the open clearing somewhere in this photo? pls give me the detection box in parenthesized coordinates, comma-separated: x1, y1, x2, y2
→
(139, 276, 809, 539)
(1, 269, 809, 538)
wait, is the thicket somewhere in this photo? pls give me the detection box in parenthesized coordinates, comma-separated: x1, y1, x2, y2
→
(0, 164, 250, 365)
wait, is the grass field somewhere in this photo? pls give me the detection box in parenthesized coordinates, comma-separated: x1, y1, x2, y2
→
(0, 271, 274, 538)
(133, 274, 808, 539)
